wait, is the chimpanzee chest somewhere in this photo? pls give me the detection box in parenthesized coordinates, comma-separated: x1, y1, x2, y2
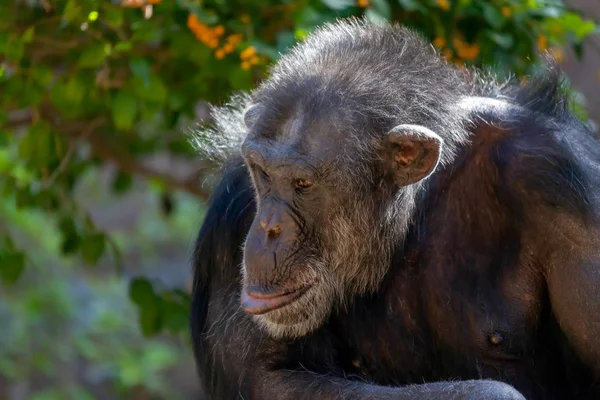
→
(338, 255, 548, 393)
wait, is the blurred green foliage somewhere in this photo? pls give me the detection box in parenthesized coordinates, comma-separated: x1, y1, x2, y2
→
(0, 0, 597, 384)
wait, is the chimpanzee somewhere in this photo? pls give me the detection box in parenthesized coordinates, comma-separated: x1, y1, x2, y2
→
(189, 18, 600, 400)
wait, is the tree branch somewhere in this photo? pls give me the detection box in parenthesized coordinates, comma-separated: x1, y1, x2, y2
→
(41, 117, 105, 189)
(81, 129, 212, 200)
(5, 110, 213, 201)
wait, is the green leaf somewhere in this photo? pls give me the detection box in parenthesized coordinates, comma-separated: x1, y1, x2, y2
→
(481, 3, 504, 29)
(62, 0, 82, 24)
(161, 298, 188, 334)
(18, 121, 54, 168)
(397, 0, 426, 12)
(65, 76, 87, 103)
(139, 297, 162, 337)
(50, 76, 87, 117)
(321, 0, 354, 10)
(275, 30, 297, 53)
(3, 35, 24, 61)
(111, 90, 138, 131)
(58, 215, 81, 255)
(132, 75, 168, 104)
(80, 233, 106, 265)
(114, 41, 133, 52)
(0, 251, 26, 284)
(22, 26, 35, 44)
(486, 31, 514, 49)
(104, 6, 124, 27)
(31, 65, 54, 86)
(364, 8, 388, 26)
(129, 277, 155, 306)
(371, 0, 392, 20)
(559, 13, 596, 40)
(112, 171, 133, 194)
(34, 188, 60, 211)
(0, 129, 8, 147)
(15, 186, 35, 209)
(168, 91, 187, 111)
(78, 43, 109, 68)
(129, 58, 152, 86)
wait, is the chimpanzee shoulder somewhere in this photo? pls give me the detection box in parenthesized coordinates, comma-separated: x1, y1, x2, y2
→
(465, 67, 599, 222)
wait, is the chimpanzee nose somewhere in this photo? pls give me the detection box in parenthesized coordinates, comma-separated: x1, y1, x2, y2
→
(241, 285, 306, 315)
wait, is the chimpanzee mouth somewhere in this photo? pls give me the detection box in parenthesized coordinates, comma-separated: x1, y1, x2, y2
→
(241, 283, 313, 316)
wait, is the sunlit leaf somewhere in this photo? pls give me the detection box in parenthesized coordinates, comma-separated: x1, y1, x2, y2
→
(78, 43, 110, 68)
(22, 26, 35, 43)
(111, 90, 138, 131)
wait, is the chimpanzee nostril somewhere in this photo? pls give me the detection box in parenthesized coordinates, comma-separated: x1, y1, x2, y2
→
(266, 226, 281, 239)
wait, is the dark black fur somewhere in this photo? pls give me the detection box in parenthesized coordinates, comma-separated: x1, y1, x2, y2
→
(190, 19, 600, 400)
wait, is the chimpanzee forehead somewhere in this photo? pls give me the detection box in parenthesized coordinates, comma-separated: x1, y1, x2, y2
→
(248, 99, 359, 162)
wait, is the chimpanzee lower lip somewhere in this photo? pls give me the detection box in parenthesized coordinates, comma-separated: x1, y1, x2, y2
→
(241, 284, 313, 315)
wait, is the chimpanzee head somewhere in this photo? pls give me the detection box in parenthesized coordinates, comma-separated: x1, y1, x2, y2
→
(236, 18, 471, 338)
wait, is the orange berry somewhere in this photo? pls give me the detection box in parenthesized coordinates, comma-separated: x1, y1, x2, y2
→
(501, 7, 512, 18)
(249, 55, 260, 65)
(223, 43, 235, 54)
(436, 0, 450, 11)
(240, 14, 250, 24)
(241, 61, 251, 70)
(240, 46, 257, 60)
(357, 0, 369, 7)
(214, 25, 225, 36)
(232, 34, 244, 43)
(433, 37, 446, 49)
(187, 13, 198, 29)
(215, 49, 226, 59)
(452, 37, 465, 50)
(538, 35, 548, 51)
(458, 44, 480, 60)
(549, 47, 565, 63)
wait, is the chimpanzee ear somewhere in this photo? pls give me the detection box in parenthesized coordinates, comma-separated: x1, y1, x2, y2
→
(383, 124, 443, 187)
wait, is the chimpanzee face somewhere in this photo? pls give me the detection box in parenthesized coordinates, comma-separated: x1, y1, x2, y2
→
(238, 100, 444, 339)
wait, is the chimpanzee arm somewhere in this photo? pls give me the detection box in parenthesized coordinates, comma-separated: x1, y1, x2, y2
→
(544, 213, 600, 375)
(198, 290, 524, 400)
(191, 160, 524, 400)
(248, 368, 524, 400)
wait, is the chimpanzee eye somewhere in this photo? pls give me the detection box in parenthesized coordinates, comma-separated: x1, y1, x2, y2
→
(294, 178, 313, 190)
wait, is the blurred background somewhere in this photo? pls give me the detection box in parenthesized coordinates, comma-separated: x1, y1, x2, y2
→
(0, 1, 598, 399)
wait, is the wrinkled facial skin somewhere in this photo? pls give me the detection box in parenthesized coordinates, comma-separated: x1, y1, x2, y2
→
(239, 129, 347, 339)
(238, 101, 443, 339)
